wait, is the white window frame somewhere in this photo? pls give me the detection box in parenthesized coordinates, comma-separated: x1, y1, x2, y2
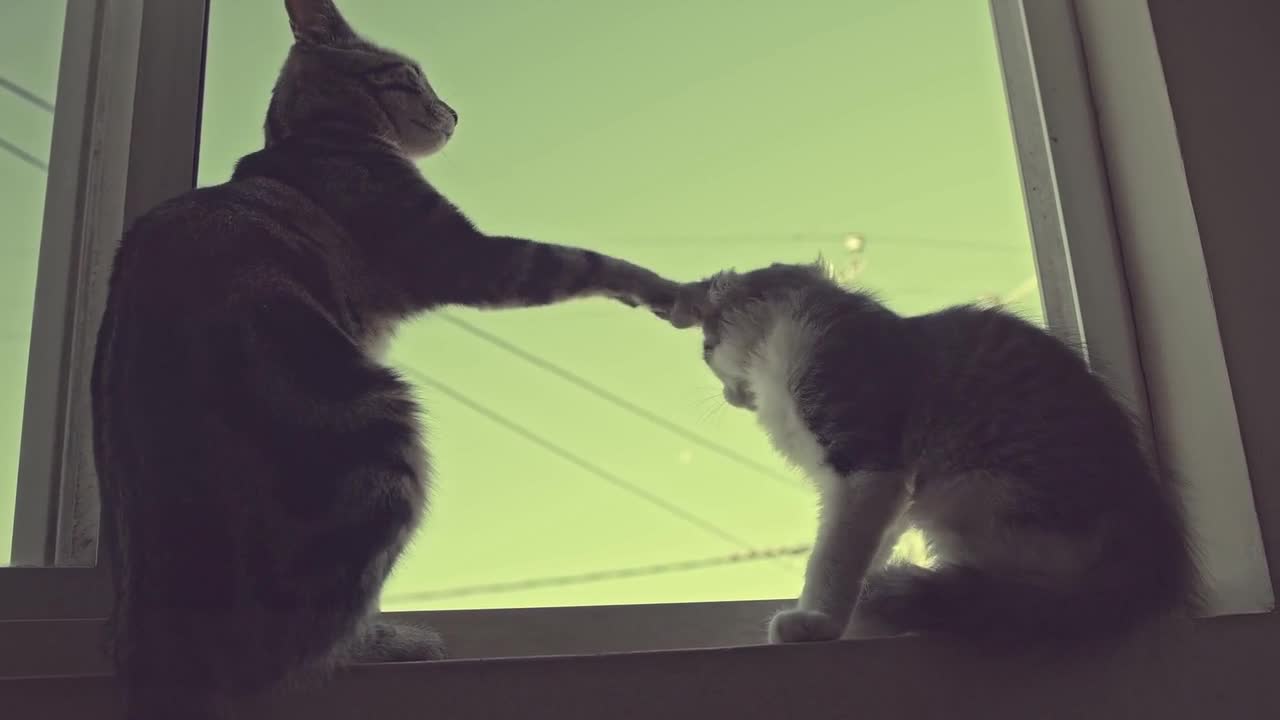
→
(1, 0, 1274, 696)
(1, 0, 208, 621)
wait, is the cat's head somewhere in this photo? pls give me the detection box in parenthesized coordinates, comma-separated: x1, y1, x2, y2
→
(268, 0, 458, 157)
(670, 261, 837, 410)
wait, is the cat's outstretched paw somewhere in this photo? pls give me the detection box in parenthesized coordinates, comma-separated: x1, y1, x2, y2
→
(662, 281, 710, 329)
(613, 275, 706, 329)
(611, 271, 681, 319)
(768, 608, 843, 644)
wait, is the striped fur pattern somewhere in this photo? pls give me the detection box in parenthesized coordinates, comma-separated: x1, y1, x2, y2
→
(668, 263, 1198, 650)
(91, 1, 679, 717)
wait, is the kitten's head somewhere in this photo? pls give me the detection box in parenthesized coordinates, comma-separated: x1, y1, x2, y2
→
(268, 0, 458, 157)
(670, 261, 836, 410)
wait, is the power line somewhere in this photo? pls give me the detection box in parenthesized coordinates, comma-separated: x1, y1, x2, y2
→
(438, 313, 804, 492)
(0, 137, 47, 171)
(0, 75, 55, 113)
(0, 77, 52, 170)
(400, 366, 758, 552)
(565, 232, 1029, 254)
(384, 543, 810, 603)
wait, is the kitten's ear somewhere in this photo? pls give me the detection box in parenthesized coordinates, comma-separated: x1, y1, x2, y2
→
(285, 0, 357, 46)
(812, 254, 840, 283)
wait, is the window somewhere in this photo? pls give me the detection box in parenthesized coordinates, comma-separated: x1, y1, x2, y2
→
(0, 0, 1272, 679)
(199, 0, 1039, 613)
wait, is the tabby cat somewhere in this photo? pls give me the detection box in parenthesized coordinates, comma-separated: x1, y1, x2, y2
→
(91, 1, 678, 716)
(666, 262, 1197, 648)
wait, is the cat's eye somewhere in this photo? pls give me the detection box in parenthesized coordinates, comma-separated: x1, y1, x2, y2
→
(368, 73, 422, 96)
(357, 62, 424, 95)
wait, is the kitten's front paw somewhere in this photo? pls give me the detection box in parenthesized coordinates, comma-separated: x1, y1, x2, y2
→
(768, 609, 843, 644)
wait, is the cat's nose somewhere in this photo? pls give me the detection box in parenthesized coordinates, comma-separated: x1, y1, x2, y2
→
(444, 105, 458, 123)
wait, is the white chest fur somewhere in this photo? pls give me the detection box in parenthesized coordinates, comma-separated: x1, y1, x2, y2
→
(748, 317, 841, 490)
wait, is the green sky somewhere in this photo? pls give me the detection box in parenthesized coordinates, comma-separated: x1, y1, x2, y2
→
(0, 0, 67, 566)
(3, 0, 1036, 610)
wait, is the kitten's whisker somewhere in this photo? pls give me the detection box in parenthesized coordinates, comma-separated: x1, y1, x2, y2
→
(694, 393, 728, 423)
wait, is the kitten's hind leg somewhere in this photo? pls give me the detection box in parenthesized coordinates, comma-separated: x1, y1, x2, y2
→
(770, 470, 908, 644)
(341, 618, 447, 663)
(844, 513, 916, 640)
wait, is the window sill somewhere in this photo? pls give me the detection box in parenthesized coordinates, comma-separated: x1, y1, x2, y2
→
(4, 611, 1279, 719)
(0, 598, 793, 679)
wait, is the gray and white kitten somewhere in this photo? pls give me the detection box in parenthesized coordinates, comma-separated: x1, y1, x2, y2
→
(91, 1, 678, 717)
(667, 262, 1198, 648)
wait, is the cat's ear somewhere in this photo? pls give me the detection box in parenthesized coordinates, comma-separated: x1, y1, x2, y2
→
(285, 0, 357, 46)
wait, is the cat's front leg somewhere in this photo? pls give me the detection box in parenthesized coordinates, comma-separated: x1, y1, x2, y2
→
(425, 229, 679, 317)
(770, 469, 908, 644)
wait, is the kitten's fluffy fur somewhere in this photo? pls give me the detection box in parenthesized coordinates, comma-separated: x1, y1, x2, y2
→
(670, 263, 1198, 648)
(91, 1, 676, 717)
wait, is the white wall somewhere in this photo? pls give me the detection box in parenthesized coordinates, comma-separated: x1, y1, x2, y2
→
(1147, 0, 1280, 597)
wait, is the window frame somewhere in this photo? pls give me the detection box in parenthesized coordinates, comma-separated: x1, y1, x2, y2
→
(998, 0, 1271, 617)
(1, 0, 1273, 682)
(1, 0, 208, 619)
(2, 0, 138, 620)
(1070, 0, 1273, 616)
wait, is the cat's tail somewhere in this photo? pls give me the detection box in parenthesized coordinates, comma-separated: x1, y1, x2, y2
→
(856, 517, 1199, 651)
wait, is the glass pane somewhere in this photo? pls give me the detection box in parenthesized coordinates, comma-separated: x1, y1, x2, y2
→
(0, 2, 66, 565)
(199, 0, 1038, 610)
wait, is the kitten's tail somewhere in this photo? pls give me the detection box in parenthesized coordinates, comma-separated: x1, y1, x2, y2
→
(857, 515, 1199, 651)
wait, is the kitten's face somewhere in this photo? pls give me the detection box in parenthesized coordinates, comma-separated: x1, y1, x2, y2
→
(673, 263, 831, 411)
(695, 273, 758, 410)
(270, 0, 457, 157)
